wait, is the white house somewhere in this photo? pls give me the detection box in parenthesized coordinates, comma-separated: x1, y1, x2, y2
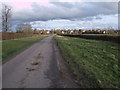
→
(46, 31, 50, 34)
(62, 31, 64, 34)
(70, 30, 73, 34)
(103, 31, 106, 34)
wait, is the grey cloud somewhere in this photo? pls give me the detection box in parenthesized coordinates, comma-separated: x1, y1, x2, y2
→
(50, 2, 74, 8)
(11, 2, 118, 24)
(95, 16, 102, 19)
(30, 14, 118, 30)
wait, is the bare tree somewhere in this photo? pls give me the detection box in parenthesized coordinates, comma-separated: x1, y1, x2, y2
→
(2, 4, 12, 32)
(16, 24, 23, 32)
(16, 23, 32, 33)
(0, 3, 2, 31)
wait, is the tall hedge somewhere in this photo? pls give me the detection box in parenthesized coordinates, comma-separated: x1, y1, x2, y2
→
(58, 34, 120, 44)
(2, 32, 40, 40)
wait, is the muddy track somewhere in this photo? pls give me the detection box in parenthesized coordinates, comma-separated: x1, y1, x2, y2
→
(3, 35, 79, 88)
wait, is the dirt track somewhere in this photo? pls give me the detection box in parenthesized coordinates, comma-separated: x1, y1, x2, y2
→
(3, 35, 78, 88)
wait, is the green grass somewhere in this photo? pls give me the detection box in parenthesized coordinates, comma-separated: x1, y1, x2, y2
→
(2, 36, 47, 62)
(55, 35, 119, 88)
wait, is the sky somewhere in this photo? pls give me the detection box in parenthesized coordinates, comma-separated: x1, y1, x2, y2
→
(1, 0, 119, 30)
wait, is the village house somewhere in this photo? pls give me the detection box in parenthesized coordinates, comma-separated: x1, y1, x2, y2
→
(61, 31, 65, 34)
(70, 30, 74, 34)
(103, 31, 106, 34)
(46, 30, 50, 34)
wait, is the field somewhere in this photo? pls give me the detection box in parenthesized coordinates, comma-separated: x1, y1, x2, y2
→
(2, 35, 47, 62)
(55, 35, 119, 88)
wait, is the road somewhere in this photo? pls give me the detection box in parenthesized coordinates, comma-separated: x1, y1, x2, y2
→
(3, 35, 78, 88)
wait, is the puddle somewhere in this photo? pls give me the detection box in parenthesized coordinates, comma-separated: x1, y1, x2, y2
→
(31, 62, 40, 65)
(26, 68, 35, 71)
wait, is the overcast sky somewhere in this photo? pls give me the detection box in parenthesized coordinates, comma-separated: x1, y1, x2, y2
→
(1, 0, 119, 30)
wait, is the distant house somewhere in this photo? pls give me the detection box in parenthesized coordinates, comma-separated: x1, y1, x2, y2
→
(70, 30, 73, 34)
(46, 31, 50, 34)
(103, 31, 106, 34)
(82, 30, 85, 33)
(61, 31, 65, 34)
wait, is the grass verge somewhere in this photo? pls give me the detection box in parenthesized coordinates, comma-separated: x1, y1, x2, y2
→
(55, 35, 119, 88)
(2, 35, 48, 62)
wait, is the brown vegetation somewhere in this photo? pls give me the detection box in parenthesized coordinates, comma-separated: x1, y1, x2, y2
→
(1, 32, 41, 40)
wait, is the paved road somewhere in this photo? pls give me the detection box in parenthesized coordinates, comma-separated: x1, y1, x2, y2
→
(3, 36, 78, 88)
